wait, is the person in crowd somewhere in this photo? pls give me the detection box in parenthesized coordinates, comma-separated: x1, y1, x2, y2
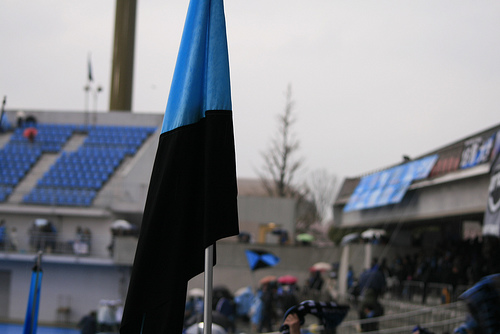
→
(250, 288, 263, 332)
(347, 266, 355, 289)
(307, 270, 324, 298)
(16, 110, 25, 128)
(8, 226, 18, 251)
(184, 294, 204, 328)
(282, 312, 302, 334)
(78, 310, 97, 334)
(358, 258, 386, 332)
(97, 300, 118, 332)
(0, 220, 6, 250)
(215, 294, 236, 333)
(276, 283, 298, 322)
(258, 281, 278, 333)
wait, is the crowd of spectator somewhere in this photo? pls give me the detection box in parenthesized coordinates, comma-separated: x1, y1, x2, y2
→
(346, 236, 500, 307)
(389, 237, 498, 292)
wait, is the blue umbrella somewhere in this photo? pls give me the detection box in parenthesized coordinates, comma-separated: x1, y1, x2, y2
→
(24, 251, 43, 334)
(245, 249, 280, 271)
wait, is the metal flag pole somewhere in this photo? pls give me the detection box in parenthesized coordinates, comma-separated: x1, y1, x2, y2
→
(0, 96, 6, 130)
(204, 245, 214, 334)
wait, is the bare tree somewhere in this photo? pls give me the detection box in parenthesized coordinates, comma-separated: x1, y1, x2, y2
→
(258, 84, 303, 198)
(305, 169, 338, 224)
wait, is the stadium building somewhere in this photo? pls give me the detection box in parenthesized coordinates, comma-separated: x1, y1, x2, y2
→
(0, 109, 302, 326)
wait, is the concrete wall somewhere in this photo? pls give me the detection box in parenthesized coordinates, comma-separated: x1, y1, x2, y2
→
(0, 256, 127, 325)
(0, 239, 420, 326)
(186, 241, 416, 295)
(3, 109, 163, 128)
(237, 196, 296, 243)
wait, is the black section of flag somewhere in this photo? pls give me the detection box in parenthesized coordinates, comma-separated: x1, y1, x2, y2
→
(120, 110, 239, 333)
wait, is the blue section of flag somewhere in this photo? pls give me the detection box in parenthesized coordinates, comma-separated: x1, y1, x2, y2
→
(161, 0, 231, 134)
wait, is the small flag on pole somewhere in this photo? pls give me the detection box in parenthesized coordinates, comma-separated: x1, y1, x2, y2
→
(23, 252, 43, 334)
(120, 0, 239, 333)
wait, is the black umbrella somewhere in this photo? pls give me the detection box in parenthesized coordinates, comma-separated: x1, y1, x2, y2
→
(244, 249, 280, 271)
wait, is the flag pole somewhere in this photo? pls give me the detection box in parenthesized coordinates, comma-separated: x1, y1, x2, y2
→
(204, 245, 214, 334)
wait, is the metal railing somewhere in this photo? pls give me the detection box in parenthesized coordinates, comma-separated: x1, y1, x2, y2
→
(385, 280, 466, 306)
(337, 299, 468, 334)
(0, 231, 115, 259)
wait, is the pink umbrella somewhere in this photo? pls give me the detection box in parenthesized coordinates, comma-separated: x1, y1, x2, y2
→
(278, 275, 298, 285)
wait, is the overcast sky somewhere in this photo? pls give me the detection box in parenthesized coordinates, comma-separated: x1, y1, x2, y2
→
(1, 1, 500, 183)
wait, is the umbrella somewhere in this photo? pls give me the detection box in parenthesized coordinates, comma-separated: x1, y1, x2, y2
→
(188, 288, 204, 299)
(34, 218, 49, 227)
(361, 228, 386, 240)
(111, 219, 133, 230)
(358, 268, 386, 292)
(279, 300, 350, 334)
(23, 251, 43, 334)
(213, 285, 233, 300)
(245, 249, 280, 271)
(341, 232, 360, 245)
(278, 275, 298, 285)
(23, 127, 38, 142)
(259, 275, 277, 285)
(185, 322, 228, 334)
(296, 233, 314, 243)
(310, 262, 332, 272)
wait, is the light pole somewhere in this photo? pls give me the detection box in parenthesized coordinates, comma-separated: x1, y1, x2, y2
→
(93, 86, 103, 125)
(84, 84, 91, 126)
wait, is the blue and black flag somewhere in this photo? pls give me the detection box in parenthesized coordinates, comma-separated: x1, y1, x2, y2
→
(120, 0, 239, 332)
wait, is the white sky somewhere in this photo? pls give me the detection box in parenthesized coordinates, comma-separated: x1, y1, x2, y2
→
(1, 1, 500, 182)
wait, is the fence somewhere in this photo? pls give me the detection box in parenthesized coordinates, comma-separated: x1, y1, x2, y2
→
(0, 231, 116, 258)
(385, 280, 470, 306)
(336, 299, 468, 334)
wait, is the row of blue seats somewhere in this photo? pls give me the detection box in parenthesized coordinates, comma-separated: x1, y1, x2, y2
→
(87, 125, 156, 133)
(0, 162, 32, 170)
(1, 169, 26, 178)
(1, 144, 42, 155)
(55, 157, 123, 168)
(50, 164, 116, 175)
(84, 137, 146, 146)
(59, 149, 127, 160)
(23, 188, 96, 207)
(37, 177, 105, 190)
(83, 144, 139, 156)
(0, 175, 22, 186)
(42, 171, 111, 181)
(0, 155, 39, 164)
(0, 186, 13, 202)
(86, 130, 151, 138)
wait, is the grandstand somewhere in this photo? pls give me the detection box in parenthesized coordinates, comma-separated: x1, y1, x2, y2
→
(0, 110, 162, 210)
(0, 109, 478, 331)
(1, 123, 156, 207)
